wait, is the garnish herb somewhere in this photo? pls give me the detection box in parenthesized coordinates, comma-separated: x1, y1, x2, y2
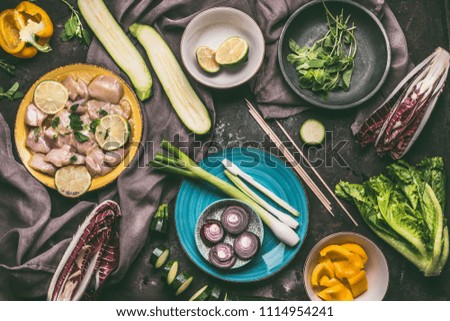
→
(60, 0, 91, 46)
(104, 128, 110, 140)
(69, 155, 78, 163)
(89, 119, 100, 133)
(74, 131, 89, 143)
(0, 82, 23, 101)
(33, 127, 41, 142)
(287, 1, 357, 99)
(52, 117, 60, 129)
(0, 59, 15, 75)
(69, 113, 84, 131)
(99, 109, 108, 117)
(70, 103, 79, 112)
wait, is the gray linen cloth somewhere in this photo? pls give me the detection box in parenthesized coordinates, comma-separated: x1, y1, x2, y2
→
(0, 0, 410, 299)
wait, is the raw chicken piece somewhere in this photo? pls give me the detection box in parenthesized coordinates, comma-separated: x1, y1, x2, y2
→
(88, 75, 124, 104)
(62, 76, 89, 101)
(70, 154, 86, 165)
(25, 103, 47, 127)
(74, 132, 96, 155)
(68, 100, 88, 114)
(43, 128, 75, 149)
(104, 148, 128, 167)
(29, 153, 57, 176)
(85, 148, 105, 176)
(100, 165, 113, 176)
(55, 110, 71, 134)
(119, 98, 131, 119)
(86, 100, 128, 120)
(45, 145, 74, 167)
(26, 130, 51, 154)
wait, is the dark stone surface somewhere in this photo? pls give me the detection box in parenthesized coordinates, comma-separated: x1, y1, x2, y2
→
(0, 0, 449, 300)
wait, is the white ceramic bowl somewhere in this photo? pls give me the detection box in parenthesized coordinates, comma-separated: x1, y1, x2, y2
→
(304, 232, 389, 301)
(180, 7, 265, 89)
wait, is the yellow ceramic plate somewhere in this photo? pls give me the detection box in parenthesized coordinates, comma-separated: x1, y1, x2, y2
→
(15, 64, 143, 192)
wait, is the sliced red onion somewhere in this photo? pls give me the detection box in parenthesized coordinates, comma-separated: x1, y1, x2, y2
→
(208, 243, 236, 269)
(200, 219, 225, 247)
(220, 206, 249, 235)
(234, 231, 260, 260)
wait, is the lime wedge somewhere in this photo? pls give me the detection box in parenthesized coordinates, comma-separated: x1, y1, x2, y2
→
(55, 166, 91, 198)
(196, 46, 220, 73)
(215, 36, 249, 66)
(34, 80, 69, 115)
(95, 114, 130, 151)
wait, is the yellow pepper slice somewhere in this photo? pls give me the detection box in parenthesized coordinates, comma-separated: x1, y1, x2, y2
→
(0, 1, 53, 58)
(346, 270, 368, 298)
(317, 283, 354, 301)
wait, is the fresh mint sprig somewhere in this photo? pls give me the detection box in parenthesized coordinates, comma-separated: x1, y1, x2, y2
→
(60, 0, 91, 46)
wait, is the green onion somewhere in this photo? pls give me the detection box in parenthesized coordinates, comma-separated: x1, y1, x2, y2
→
(148, 141, 300, 247)
(224, 170, 299, 230)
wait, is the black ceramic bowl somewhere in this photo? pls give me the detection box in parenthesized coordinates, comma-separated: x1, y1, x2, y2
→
(278, 0, 391, 110)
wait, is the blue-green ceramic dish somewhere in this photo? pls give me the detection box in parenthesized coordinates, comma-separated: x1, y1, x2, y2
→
(175, 148, 309, 283)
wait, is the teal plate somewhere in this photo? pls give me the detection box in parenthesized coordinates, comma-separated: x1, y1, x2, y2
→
(175, 148, 309, 283)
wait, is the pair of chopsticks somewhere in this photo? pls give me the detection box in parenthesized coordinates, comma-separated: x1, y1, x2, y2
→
(245, 99, 358, 227)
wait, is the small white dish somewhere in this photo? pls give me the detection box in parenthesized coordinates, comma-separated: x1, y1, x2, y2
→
(304, 232, 389, 301)
(180, 7, 265, 89)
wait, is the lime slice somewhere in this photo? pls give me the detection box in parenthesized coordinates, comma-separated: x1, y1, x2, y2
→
(95, 114, 130, 151)
(300, 119, 326, 145)
(34, 80, 69, 115)
(55, 166, 92, 198)
(215, 36, 249, 66)
(196, 46, 220, 73)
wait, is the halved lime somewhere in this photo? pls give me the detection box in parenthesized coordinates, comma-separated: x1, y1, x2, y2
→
(55, 166, 92, 198)
(95, 114, 130, 151)
(215, 36, 249, 66)
(34, 80, 69, 115)
(300, 119, 326, 145)
(196, 46, 220, 73)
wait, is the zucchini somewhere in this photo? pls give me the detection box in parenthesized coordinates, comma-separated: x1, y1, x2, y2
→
(149, 246, 170, 269)
(150, 204, 169, 235)
(189, 285, 212, 301)
(161, 260, 178, 285)
(129, 23, 212, 135)
(299, 119, 326, 145)
(171, 272, 193, 296)
(208, 284, 223, 301)
(78, 0, 152, 100)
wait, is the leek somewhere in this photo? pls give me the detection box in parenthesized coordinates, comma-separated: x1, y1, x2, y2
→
(149, 141, 300, 247)
(223, 170, 300, 230)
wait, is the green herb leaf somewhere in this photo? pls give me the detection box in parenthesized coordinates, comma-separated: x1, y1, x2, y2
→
(89, 119, 100, 133)
(74, 131, 89, 143)
(342, 68, 353, 90)
(0, 82, 23, 101)
(0, 59, 16, 75)
(60, 0, 91, 46)
(99, 109, 108, 117)
(52, 117, 60, 129)
(69, 155, 78, 163)
(69, 113, 84, 131)
(33, 127, 41, 142)
(70, 104, 79, 112)
(104, 128, 110, 140)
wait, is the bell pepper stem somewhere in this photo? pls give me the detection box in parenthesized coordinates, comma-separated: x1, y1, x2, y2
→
(26, 35, 52, 53)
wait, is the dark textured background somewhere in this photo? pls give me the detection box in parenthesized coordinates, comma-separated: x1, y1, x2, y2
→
(0, 0, 449, 300)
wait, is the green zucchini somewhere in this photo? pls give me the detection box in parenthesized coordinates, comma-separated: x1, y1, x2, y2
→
(171, 272, 193, 296)
(299, 119, 326, 145)
(149, 246, 170, 269)
(161, 260, 178, 285)
(78, 0, 152, 100)
(189, 285, 212, 301)
(208, 284, 223, 301)
(129, 23, 212, 135)
(150, 204, 169, 235)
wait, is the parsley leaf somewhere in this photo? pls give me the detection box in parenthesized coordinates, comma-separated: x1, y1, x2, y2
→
(69, 113, 84, 131)
(60, 0, 91, 46)
(99, 109, 108, 117)
(52, 117, 60, 129)
(104, 128, 110, 140)
(0, 82, 23, 101)
(0, 59, 15, 75)
(69, 155, 78, 163)
(89, 119, 100, 133)
(74, 131, 89, 143)
(70, 104, 79, 112)
(33, 128, 41, 143)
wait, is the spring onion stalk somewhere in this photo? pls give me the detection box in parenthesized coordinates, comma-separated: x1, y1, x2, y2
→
(224, 170, 300, 230)
(222, 159, 300, 217)
(149, 141, 300, 247)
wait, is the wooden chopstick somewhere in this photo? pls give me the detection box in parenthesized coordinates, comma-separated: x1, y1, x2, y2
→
(275, 120, 359, 227)
(245, 99, 335, 218)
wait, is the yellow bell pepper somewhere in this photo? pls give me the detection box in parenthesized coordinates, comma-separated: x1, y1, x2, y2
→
(0, 1, 53, 58)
